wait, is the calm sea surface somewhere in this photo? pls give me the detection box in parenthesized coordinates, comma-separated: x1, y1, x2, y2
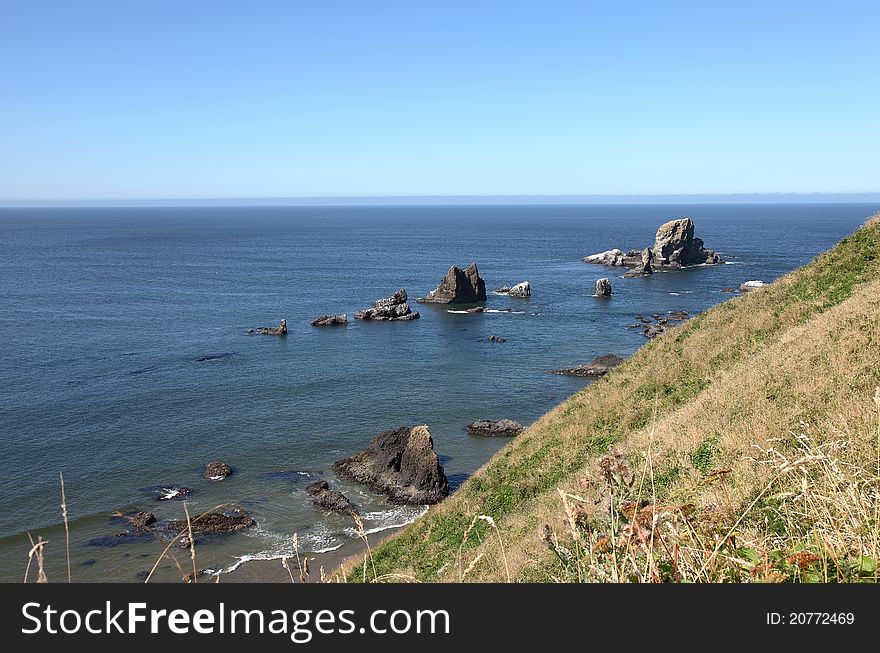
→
(0, 203, 874, 581)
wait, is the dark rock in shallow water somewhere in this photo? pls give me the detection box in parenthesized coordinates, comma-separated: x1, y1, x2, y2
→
(635, 312, 690, 339)
(154, 485, 193, 501)
(165, 507, 255, 536)
(466, 419, 524, 437)
(311, 314, 348, 326)
(333, 425, 449, 505)
(420, 262, 487, 304)
(355, 289, 420, 321)
(306, 480, 357, 514)
(204, 461, 232, 480)
(595, 278, 613, 297)
(548, 353, 626, 378)
(183, 568, 215, 583)
(130, 511, 157, 530)
(248, 319, 287, 336)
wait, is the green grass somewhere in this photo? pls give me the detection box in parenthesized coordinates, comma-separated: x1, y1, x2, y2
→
(345, 214, 880, 583)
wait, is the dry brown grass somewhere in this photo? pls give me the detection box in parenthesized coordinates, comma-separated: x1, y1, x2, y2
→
(346, 212, 880, 582)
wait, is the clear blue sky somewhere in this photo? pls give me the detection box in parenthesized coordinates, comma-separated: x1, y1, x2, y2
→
(1, 1, 878, 200)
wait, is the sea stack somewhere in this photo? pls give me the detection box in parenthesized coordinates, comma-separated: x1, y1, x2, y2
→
(595, 278, 612, 297)
(333, 425, 449, 505)
(652, 218, 721, 267)
(583, 218, 721, 273)
(354, 289, 420, 321)
(420, 262, 487, 304)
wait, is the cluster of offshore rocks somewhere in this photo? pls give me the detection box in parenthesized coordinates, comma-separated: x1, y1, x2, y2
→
(584, 217, 723, 276)
(250, 261, 532, 333)
(627, 312, 691, 339)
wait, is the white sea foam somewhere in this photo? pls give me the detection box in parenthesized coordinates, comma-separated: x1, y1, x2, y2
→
(221, 524, 345, 574)
(344, 505, 428, 537)
(445, 309, 526, 315)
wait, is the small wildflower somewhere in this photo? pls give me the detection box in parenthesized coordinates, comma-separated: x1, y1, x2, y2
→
(787, 552, 821, 570)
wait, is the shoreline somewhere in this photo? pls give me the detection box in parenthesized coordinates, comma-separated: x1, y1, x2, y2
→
(221, 526, 404, 583)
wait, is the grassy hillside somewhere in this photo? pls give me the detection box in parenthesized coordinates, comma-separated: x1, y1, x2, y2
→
(342, 213, 880, 583)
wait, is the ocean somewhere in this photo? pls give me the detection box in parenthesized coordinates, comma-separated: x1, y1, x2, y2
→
(0, 202, 874, 582)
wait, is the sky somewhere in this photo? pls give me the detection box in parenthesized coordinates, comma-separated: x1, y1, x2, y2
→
(0, 1, 878, 201)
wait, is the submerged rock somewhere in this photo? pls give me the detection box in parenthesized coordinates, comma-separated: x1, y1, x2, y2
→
(333, 425, 449, 505)
(635, 312, 690, 339)
(204, 461, 232, 481)
(355, 289, 420, 321)
(183, 568, 215, 583)
(195, 352, 234, 363)
(249, 319, 287, 336)
(311, 314, 348, 326)
(547, 353, 626, 378)
(595, 278, 613, 297)
(466, 419, 524, 437)
(306, 480, 357, 514)
(420, 262, 487, 304)
(496, 281, 531, 297)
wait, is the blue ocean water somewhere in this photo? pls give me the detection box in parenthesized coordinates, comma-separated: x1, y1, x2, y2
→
(0, 203, 874, 581)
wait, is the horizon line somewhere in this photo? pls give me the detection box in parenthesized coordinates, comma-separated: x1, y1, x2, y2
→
(2, 191, 880, 208)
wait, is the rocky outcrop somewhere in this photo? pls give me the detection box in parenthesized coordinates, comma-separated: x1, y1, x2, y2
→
(739, 280, 767, 293)
(333, 425, 449, 505)
(595, 278, 613, 297)
(466, 419, 524, 437)
(652, 218, 721, 267)
(583, 249, 627, 266)
(311, 314, 348, 326)
(355, 289, 420, 321)
(420, 262, 487, 304)
(624, 248, 654, 277)
(249, 319, 287, 336)
(636, 312, 690, 339)
(306, 480, 356, 515)
(584, 218, 721, 274)
(166, 507, 255, 536)
(204, 461, 232, 481)
(496, 281, 531, 297)
(547, 353, 626, 378)
(129, 511, 157, 531)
